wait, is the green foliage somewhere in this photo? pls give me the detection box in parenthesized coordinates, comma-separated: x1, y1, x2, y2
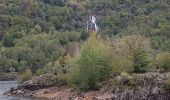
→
(133, 51, 150, 73)
(3, 34, 15, 47)
(57, 56, 70, 75)
(41, 0, 65, 6)
(160, 24, 170, 37)
(20, 69, 33, 82)
(111, 56, 133, 74)
(58, 32, 81, 45)
(163, 77, 170, 92)
(0, 0, 170, 90)
(113, 35, 151, 73)
(32, 24, 42, 34)
(36, 68, 47, 76)
(155, 52, 170, 71)
(70, 33, 111, 90)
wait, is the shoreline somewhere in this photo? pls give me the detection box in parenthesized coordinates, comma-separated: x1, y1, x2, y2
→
(4, 85, 113, 100)
(34, 86, 113, 100)
(0, 73, 18, 81)
(5, 84, 170, 100)
(4, 72, 170, 100)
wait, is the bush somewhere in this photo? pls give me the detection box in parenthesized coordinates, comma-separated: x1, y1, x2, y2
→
(58, 32, 81, 45)
(36, 68, 47, 76)
(3, 34, 15, 47)
(163, 77, 170, 92)
(69, 33, 111, 90)
(68, 64, 101, 90)
(121, 34, 151, 73)
(156, 52, 170, 71)
(44, 55, 73, 84)
(20, 69, 33, 82)
(133, 51, 150, 73)
(111, 56, 133, 74)
(113, 35, 151, 73)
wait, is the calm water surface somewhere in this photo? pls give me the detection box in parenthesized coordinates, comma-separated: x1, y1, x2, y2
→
(0, 81, 45, 100)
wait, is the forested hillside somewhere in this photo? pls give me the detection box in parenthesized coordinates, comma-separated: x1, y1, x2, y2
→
(0, 0, 170, 88)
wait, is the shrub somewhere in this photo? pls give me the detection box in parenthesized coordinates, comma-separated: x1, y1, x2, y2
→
(20, 69, 33, 82)
(163, 77, 170, 92)
(54, 56, 70, 75)
(156, 52, 170, 71)
(69, 33, 111, 90)
(3, 34, 15, 47)
(113, 35, 151, 73)
(133, 51, 150, 73)
(36, 68, 47, 76)
(68, 64, 101, 90)
(45, 55, 73, 84)
(67, 63, 84, 88)
(58, 32, 81, 45)
(111, 56, 133, 74)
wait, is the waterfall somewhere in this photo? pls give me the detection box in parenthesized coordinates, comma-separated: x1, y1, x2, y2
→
(86, 15, 98, 32)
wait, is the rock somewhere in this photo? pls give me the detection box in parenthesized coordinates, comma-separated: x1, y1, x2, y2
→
(92, 95, 113, 100)
(23, 74, 58, 86)
(116, 76, 130, 85)
(4, 72, 170, 100)
(0, 73, 18, 81)
(4, 74, 61, 98)
(22, 74, 61, 90)
(110, 72, 170, 100)
(74, 97, 84, 100)
(43, 89, 51, 94)
(4, 86, 36, 97)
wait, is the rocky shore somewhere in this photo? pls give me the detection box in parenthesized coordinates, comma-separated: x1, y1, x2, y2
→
(4, 72, 170, 100)
(0, 73, 18, 81)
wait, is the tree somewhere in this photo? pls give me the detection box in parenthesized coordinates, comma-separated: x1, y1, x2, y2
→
(2, 34, 15, 47)
(160, 24, 170, 37)
(41, 0, 65, 6)
(113, 34, 151, 73)
(155, 52, 170, 71)
(70, 33, 111, 90)
(34, 24, 42, 34)
(133, 51, 150, 73)
(20, 69, 33, 82)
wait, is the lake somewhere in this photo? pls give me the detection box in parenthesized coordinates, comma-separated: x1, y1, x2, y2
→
(0, 81, 45, 100)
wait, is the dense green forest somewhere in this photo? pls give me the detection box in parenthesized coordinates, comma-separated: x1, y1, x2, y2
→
(0, 0, 170, 90)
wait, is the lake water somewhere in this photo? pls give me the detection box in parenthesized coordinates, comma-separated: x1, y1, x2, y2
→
(0, 81, 45, 100)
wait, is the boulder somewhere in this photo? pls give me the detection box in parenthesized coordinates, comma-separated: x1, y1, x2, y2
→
(4, 74, 61, 97)
(22, 74, 60, 90)
(0, 73, 18, 81)
(23, 74, 58, 86)
(43, 89, 51, 94)
(4, 86, 36, 97)
(111, 72, 170, 100)
(4, 72, 170, 100)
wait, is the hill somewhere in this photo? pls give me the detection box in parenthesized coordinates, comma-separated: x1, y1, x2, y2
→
(0, 0, 170, 91)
